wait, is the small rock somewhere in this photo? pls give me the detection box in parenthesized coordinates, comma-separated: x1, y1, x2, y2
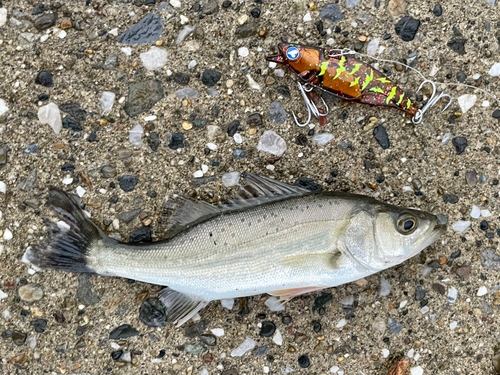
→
(222, 172, 240, 187)
(373, 125, 390, 149)
(62, 116, 82, 131)
(233, 149, 245, 159)
(221, 298, 235, 310)
(12, 331, 27, 346)
(185, 343, 207, 355)
(488, 63, 500, 77)
(432, 283, 445, 295)
(247, 113, 263, 127)
(176, 25, 196, 44)
(173, 72, 191, 86)
(380, 277, 391, 297)
(18, 284, 44, 302)
(298, 354, 310, 368)
(366, 38, 380, 56)
(481, 249, 500, 270)
(31, 319, 47, 333)
(175, 88, 199, 99)
(455, 266, 471, 280)
(443, 194, 458, 204)
(432, 3, 442, 16)
(119, 175, 139, 192)
(414, 286, 426, 301)
(447, 287, 458, 303)
(38, 102, 62, 134)
(202, 69, 222, 86)
(452, 220, 470, 232)
(34, 13, 57, 30)
(457, 94, 477, 114)
(387, 317, 404, 334)
(129, 124, 144, 146)
(118, 13, 163, 45)
(35, 70, 53, 87)
(18, 169, 37, 191)
(447, 38, 467, 55)
(259, 321, 276, 337)
(452, 137, 467, 154)
(387, 0, 406, 16)
(395, 16, 420, 42)
(148, 132, 161, 151)
(294, 177, 322, 191)
(257, 130, 287, 156)
(101, 166, 117, 178)
(492, 109, 500, 119)
(139, 297, 167, 327)
(109, 324, 140, 340)
(59, 102, 87, 122)
(168, 133, 184, 149)
(0, 8, 6, 28)
(231, 336, 256, 357)
(100, 91, 115, 111)
(312, 133, 334, 145)
(200, 334, 216, 346)
(269, 101, 288, 124)
(235, 22, 259, 38)
(477, 286, 487, 296)
(129, 226, 152, 243)
(0, 98, 8, 117)
(227, 120, 240, 137)
(77, 274, 101, 305)
(124, 80, 164, 118)
(465, 171, 477, 186)
(185, 319, 209, 338)
(319, 3, 344, 23)
(140, 46, 168, 70)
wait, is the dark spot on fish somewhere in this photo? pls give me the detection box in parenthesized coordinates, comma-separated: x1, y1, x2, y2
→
(231, 233, 235, 238)
(319, 204, 323, 208)
(214, 241, 217, 245)
(209, 232, 213, 237)
(241, 218, 245, 222)
(258, 219, 262, 223)
(276, 228, 279, 232)
(248, 223, 252, 227)
(224, 242, 227, 246)
(281, 218, 284, 222)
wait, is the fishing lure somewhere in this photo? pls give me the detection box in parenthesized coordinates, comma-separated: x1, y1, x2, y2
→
(266, 42, 452, 126)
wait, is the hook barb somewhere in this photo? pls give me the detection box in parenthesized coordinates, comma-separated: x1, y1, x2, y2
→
(412, 80, 453, 124)
(293, 82, 329, 127)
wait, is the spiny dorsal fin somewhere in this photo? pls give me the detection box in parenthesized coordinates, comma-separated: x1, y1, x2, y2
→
(158, 287, 209, 327)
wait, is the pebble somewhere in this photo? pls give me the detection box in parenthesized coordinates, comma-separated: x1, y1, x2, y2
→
(233, 133, 242, 143)
(260, 321, 276, 337)
(298, 354, 310, 368)
(432, 3, 443, 16)
(231, 336, 256, 357)
(395, 16, 420, 42)
(221, 298, 235, 310)
(211, 328, 224, 337)
(373, 125, 390, 149)
(31, 319, 47, 333)
(265, 297, 285, 311)
(319, 3, 344, 23)
(175, 88, 199, 99)
(414, 286, 426, 301)
(12, 331, 27, 346)
(63, 116, 82, 131)
(0, 8, 6, 28)
(272, 329, 283, 346)
(0, 290, 7, 300)
(247, 113, 263, 127)
(465, 171, 477, 186)
(140, 46, 168, 70)
(118, 13, 163, 45)
(139, 297, 167, 327)
(200, 334, 217, 346)
(447, 287, 458, 303)
(173, 72, 190, 86)
(185, 343, 207, 355)
(257, 130, 287, 156)
(222, 172, 240, 187)
(477, 286, 487, 296)
(238, 47, 249, 57)
(489, 63, 500, 77)
(125, 80, 164, 118)
(452, 220, 470, 232)
(410, 366, 424, 375)
(3, 228, 12, 240)
(148, 132, 161, 151)
(129, 124, 144, 146)
(447, 38, 466, 55)
(269, 101, 288, 124)
(18, 284, 44, 302)
(303, 12, 312, 22)
(366, 38, 379, 56)
(452, 137, 467, 154)
(336, 319, 346, 328)
(101, 166, 117, 178)
(457, 94, 477, 114)
(176, 25, 196, 44)
(38, 102, 62, 134)
(235, 22, 259, 38)
(34, 13, 56, 30)
(202, 69, 222, 86)
(387, 318, 404, 334)
(100, 91, 115, 111)
(492, 109, 500, 119)
(312, 133, 334, 145)
(119, 175, 138, 192)
(246, 74, 261, 90)
(380, 277, 391, 296)
(76, 274, 101, 306)
(35, 70, 53, 87)
(108, 325, 140, 340)
(168, 133, 185, 149)
(0, 98, 8, 117)
(470, 205, 480, 219)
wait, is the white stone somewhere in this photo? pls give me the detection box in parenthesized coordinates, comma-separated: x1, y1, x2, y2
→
(170, 0, 181, 7)
(121, 47, 132, 56)
(477, 286, 487, 296)
(176, 25, 195, 45)
(59, 30, 67, 39)
(265, 297, 285, 311)
(0, 99, 8, 117)
(482, 100, 490, 107)
(452, 220, 471, 233)
(264, 366, 269, 374)
(487, 0, 496, 6)
(76, 186, 86, 198)
(222, 172, 240, 188)
(441, 133, 452, 145)
(473, 73, 481, 80)
(144, 115, 157, 121)
(201, 164, 209, 174)
(188, 60, 197, 69)
(62, 176, 73, 185)
(230, 336, 256, 357)
(99, 188, 107, 194)
(312, 133, 334, 145)
(3, 228, 12, 241)
(488, 62, 500, 77)
(140, 47, 168, 70)
(233, 133, 242, 144)
(400, 300, 408, 308)
(0, 290, 7, 301)
(330, 366, 340, 373)
(274, 69, 285, 78)
(327, 38, 335, 46)
(257, 130, 287, 156)
(0, 8, 7, 27)
(38, 103, 62, 134)
(421, 306, 429, 314)
(193, 170, 204, 178)
(336, 319, 346, 328)
(272, 329, 283, 345)
(40, 35, 49, 43)
(381, 349, 390, 358)
(481, 209, 492, 218)
(129, 124, 143, 146)
(200, 369, 209, 375)
(366, 38, 380, 56)
(380, 277, 391, 297)
(470, 205, 480, 219)
(457, 94, 477, 114)
(449, 321, 457, 330)
(237, 14, 248, 25)
(109, 28, 118, 36)
(410, 366, 424, 375)
(221, 298, 234, 310)
(303, 12, 312, 22)
(180, 15, 189, 24)
(268, 62, 277, 69)
(100, 91, 115, 111)
(447, 286, 458, 303)
(238, 47, 249, 57)
(211, 328, 224, 337)
(0, 181, 6, 194)
(246, 74, 261, 90)
(207, 143, 217, 151)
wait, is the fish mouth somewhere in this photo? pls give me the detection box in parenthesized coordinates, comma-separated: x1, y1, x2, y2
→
(421, 223, 447, 250)
(265, 43, 288, 64)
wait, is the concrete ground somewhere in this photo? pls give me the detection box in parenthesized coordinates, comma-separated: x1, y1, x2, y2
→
(1, 0, 500, 374)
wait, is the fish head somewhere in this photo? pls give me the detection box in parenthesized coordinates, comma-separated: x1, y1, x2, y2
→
(266, 43, 323, 81)
(340, 203, 446, 271)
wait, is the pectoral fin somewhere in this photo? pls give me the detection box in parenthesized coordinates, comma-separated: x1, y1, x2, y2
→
(159, 288, 209, 327)
(269, 286, 327, 301)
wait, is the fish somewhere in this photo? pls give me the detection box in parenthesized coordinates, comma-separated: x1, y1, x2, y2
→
(24, 172, 446, 327)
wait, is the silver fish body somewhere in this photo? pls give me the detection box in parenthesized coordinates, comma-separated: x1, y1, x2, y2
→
(25, 173, 446, 326)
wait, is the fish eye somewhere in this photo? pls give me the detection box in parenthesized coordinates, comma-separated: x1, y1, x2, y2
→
(397, 214, 417, 235)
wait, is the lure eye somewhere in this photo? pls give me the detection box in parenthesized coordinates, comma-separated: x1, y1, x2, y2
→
(285, 47, 300, 61)
(397, 214, 417, 234)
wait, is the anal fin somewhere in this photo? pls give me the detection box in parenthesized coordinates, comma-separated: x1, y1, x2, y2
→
(269, 286, 327, 302)
(159, 288, 209, 328)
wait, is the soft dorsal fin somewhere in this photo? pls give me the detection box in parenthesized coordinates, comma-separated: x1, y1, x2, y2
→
(162, 172, 315, 239)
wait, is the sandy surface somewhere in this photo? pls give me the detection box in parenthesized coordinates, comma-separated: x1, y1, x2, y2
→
(1, 0, 500, 374)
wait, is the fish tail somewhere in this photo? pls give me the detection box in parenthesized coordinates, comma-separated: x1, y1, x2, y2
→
(23, 187, 107, 274)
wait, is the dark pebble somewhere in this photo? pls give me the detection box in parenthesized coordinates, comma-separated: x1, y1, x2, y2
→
(254, 345, 268, 356)
(235, 22, 259, 38)
(168, 133, 185, 149)
(38, 93, 49, 101)
(147, 189, 157, 198)
(119, 175, 138, 192)
(456, 72, 467, 83)
(450, 250, 461, 259)
(117, 13, 163, 45)
(383, 33, 391, 40)
(294, 177, 322, 192)
(31, 319, 48, 333)
(447, 38, 467, 55)
(59, 102, 87, 122)
(222, 0, 232, 8)
(2, 329, 13, 339)
(480, 220, 488, 231)
(201, 69, 222, 86)
(148, 132, 161, 151)
(124, 80, 164, 118)
(109, 324, 139, 340)
(129, 226, 152, 243)
(54, 311, 66, 323)
(250, 8, 261, 18)
(63, 116, 82, 131)
(432, 3, 442, 17)
(88, 132, 97, 142)
(111, 350, 123, 361)
(35, 70, 54, 87)
(432, 283, 445, 295)
(312, 321, 321, 333)
(139, 297, 167, 327)
(247, 113, 263, 127)
(373, 125, 390, 149)
(24, 143, 39, 154)
(12, 331, 27, 346)
(259, 321, 276, 337)
(452, 137, 467, 154)
(173, 72, 190, 86)
(298, 354, 310, 368)
(282, 315, 292, 324)
(34, 13, 57, 30)
(200, 334, 217, 346)
(443, 194, 459, 204)
(296, 134, 307, 146)
(313, 292, 332, 312)
(233, 149, 245, 159)
(492, 109, 500, 119)
(395, 16, 421, 42)
(276, 85, 291, 98)
(61, 163, 75, 171)
(193, 118, 207, 129)
(227, 120, 240, 137)
(185, 319, 209, 338)
(375, 174, 385, 183)
(319, 3, 345, 23)
(77, 274, 101, 306)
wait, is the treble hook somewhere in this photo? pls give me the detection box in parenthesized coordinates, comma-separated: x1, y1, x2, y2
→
(292, 82, 329, 127)
(412, 79, 452, 124)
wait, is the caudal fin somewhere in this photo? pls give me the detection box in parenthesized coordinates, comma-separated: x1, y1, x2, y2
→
(23, 187, 105, 274)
